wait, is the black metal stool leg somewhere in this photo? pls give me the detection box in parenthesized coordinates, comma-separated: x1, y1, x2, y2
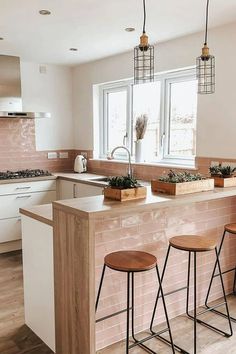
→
(150, 245, 171, 331)
(205, 230, 236, 323)
(186, 252, 191, 317)
(186, 248, 233, 337)
(205, 230, 226, 308)
(95, 264, 106, 311)
(193, 252, 197, 354)
(150, 246, 189, 354)
(214, 247, 233, 337)
(155, 265, 176, 354)
(233, 267, 236, 295)
(126, 272, 131, 354)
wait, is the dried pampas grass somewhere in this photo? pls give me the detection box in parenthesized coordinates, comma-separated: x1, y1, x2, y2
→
(135, 114, 148, 140)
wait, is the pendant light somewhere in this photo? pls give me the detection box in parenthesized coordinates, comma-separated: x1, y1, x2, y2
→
(196, 0, 215, 94)
(134, 0, 154, 84)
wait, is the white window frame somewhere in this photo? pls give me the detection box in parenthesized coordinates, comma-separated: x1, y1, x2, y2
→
(98, 67, 197, 166)
(99, 81, 133, 159)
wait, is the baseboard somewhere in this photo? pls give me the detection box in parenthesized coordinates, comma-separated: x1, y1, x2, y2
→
(0, 240, 22, 254)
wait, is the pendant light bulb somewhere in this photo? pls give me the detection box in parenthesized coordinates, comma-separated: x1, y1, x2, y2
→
(134, 0, 154, 84)
(196, 0, 215, 94)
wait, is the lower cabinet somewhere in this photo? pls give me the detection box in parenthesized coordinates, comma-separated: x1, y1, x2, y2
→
(58, 179, 103, 200)
(0, 218, 21, 243)
(0, 180, 56, 244)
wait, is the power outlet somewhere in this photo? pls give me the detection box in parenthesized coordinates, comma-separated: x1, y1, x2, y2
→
(59, 152, 69, 159)
(47, 152, 58, 159)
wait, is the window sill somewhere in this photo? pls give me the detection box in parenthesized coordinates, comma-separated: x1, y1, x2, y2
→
(90, 158, 197, 171)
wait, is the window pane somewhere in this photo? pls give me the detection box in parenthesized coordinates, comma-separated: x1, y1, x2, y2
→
(133, 81, 161, 158)
(168, 80, 197, 157)
(107, 90, 127, 152)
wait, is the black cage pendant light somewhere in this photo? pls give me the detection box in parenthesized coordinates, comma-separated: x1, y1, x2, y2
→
(134, 0, 154, 84)
(196, 0, 215, 94)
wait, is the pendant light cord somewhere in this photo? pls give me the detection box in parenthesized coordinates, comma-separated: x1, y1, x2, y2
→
(204, 0, 210, 45)
(143, 0, 146, 34)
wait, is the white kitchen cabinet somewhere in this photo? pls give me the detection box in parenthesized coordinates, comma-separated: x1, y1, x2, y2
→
(0, 191, 56, 220)
(0, 180, 56, 244)
(21, 215, 55, 352)
(58, 179, 103, 200)
(0, 218, 21, 243)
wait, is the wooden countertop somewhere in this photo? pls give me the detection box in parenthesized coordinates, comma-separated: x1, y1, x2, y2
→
(53, 186, 236, 219)
(20, 204, 53, 227)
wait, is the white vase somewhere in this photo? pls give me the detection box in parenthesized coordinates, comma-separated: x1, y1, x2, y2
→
(135, 139, 145, 163)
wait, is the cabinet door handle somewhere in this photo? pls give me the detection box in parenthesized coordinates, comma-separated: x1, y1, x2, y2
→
(73, 184, 76, 198)
(16, 195, 31, 199)
(16, 186, 31, 190)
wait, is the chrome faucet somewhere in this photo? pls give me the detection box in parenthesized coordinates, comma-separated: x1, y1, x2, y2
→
(109, 146, 133, 178)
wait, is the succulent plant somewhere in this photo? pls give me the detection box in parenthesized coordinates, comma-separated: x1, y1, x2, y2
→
(108, 176, 141, 189)
(209, 164, 236, 178)
(159, 170, 205, 183)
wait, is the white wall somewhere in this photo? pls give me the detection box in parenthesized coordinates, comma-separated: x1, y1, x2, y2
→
(72, 22, 236, 159)
(21, 62, 74, 151)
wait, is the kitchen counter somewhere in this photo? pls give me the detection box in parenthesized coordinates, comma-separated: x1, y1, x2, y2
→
(20, 204, 53, 227)
(52, 186, 236, 354)
(53, 185, 236, 218)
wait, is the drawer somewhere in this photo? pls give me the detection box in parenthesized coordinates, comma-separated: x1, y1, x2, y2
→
(0, 180, 56, 196)
(0, 191, 56, 220)
(0, 218, 22, 243)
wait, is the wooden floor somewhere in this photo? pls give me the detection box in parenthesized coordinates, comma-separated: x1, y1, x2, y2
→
(0, 251, 53, 354)
(0, 251, 235, 354)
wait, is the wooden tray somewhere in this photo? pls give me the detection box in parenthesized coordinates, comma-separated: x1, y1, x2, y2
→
(213, 176, 236, 188)
(151, 179, 214, 196)
(104, 186, 147, 201)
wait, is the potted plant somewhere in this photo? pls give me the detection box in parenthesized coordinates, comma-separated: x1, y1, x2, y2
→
(209, 164, 236, 187)
(151, 170, 214, 195)
(104, 176, 147, 201)
(134, 114, 148, 163)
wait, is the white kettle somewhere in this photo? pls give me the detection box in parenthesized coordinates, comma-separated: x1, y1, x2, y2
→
(74, 155, 87, 173)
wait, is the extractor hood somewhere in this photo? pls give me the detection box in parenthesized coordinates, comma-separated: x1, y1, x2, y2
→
(0, 55, 50, 119)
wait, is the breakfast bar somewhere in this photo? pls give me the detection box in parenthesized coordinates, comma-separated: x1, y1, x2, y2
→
(48, 187, 236, 353)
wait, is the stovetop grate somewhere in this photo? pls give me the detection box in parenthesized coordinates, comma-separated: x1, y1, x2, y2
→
(0, 169, 52, 180)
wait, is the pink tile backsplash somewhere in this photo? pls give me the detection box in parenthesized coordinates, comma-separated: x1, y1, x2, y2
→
(0, 119, 92, 172)
(95, 197, 236, 350)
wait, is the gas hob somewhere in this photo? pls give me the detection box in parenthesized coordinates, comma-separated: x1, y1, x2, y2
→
(0, 169, 52, 180)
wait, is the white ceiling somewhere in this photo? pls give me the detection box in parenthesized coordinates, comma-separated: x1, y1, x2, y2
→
(0, 0, 236, 66)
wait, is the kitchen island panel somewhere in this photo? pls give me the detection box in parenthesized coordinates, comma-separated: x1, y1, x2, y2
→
(53, 194, 236, 352)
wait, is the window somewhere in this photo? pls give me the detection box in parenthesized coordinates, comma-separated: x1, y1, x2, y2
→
(98, 68, 197, 165)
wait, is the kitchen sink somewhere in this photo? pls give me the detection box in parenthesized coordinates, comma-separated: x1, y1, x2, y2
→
(88, 177, 110, 182)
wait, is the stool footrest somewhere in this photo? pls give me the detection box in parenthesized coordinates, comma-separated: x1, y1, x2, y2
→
(186, 311, 232, 337)
(150, 331, 190, 354)
(158, 286, 187, 299)
(129, 327, 169, 350)
(96, 307, 132, 323)
(213, 267, 236, 278)
(205, 301, 236, 323)
(196, 301, 226, 316)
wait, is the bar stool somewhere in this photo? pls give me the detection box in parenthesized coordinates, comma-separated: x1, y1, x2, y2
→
(96, 250, 175, 354)
(150, 236, 233, 354)
(205, 223, 236, 322)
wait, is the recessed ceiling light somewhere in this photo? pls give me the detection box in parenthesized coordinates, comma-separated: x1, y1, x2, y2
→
(39, 9, 51, 15)
(125, 27, 135, 32)
(69, 48, 78, 52)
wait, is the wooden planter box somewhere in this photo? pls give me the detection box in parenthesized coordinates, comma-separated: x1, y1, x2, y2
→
(104, 186, 147, 201)
(151, 179, 214, 196)
(213, 176, 236, 188)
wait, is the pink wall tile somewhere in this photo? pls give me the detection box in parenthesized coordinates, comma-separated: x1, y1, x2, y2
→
(94, 197, 236, 350)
